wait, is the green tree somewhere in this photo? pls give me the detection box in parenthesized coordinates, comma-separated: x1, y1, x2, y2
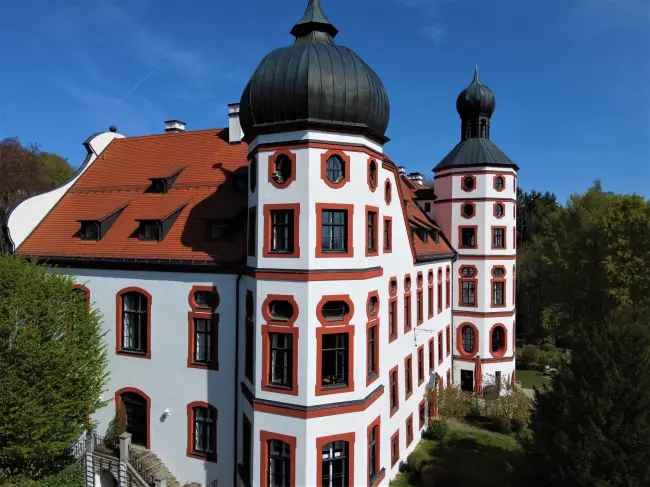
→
(0, 256, 107, 476)
(530, 309, 650, 486)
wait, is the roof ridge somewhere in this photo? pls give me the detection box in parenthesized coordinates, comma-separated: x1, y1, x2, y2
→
(114, 127, 225, 143)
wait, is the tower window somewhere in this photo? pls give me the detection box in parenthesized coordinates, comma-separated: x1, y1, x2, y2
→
(461, 280, 477, 306)
(461, 176, 476, 192)
(492, 227, 506, 249)
(267, 439, 291, 487)
(494, 203, 505, 218)
(494, 175, 505, 191)
(321, 300, 350, 322)
(269, 333, 293, 388)
(491, 325, 507, 356)
(368, 159, 378, 190)
(460, 227, 477, 248)
(269, 300, 295, 321)
(321, 210, 347, 252)
(271, 210, 294, 253)
(270, 153, 293, 187)
(326, 155, 345, 183)
(462, 325, 476, 354)
(366, 209, 378, 254)
(321, 333, 349, 388)
(321, 441, 349, 487)
(461, 203, 475, 219)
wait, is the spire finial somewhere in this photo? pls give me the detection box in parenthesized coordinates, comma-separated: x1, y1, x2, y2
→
(291, 0, 339, 39)
(473, 65, 480, 82)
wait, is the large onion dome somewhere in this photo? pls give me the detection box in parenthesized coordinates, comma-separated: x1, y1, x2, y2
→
(456, 66, 495, 120)
(239, 0, 390, 143)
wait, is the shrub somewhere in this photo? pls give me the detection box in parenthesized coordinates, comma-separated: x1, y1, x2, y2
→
(427, 419, 449, 440)
(437, 387, 473, 419)
(104, 398, 126, 450)
(491, 416, 512, 434)
(517, 344, 541, 369)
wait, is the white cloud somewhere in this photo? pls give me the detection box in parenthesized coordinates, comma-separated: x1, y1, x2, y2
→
(393, 0, 451, 45)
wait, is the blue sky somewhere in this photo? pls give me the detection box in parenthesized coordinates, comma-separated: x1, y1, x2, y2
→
(1, 0, 648, 202)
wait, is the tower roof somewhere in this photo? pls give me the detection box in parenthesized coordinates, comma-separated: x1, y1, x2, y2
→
(456, 66, 495, 119)
(290, 0, 339, 38)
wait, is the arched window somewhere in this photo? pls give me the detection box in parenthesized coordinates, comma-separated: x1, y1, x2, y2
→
(385, 179, 392, 205)
(494, 203, 505, 218)
(494, 175, 505, 191)
(368, 159, 378, 190)
(321, 441, 349, 487)
(491, 326, 506, 355)
(273, 154, 292, 184)
(462, 325, 475, 354)
(118, 289, 150, 357)
(326, 155, 345, 184)
(187, 402, 217, 461)
(268, 439, 291, 486)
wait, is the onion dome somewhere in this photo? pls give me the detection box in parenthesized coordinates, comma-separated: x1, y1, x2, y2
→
(239, 0, 390, 143)
(434, 67, 517, 171)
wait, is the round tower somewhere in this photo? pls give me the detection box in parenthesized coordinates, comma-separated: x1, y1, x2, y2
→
(433, 68, 518, 393)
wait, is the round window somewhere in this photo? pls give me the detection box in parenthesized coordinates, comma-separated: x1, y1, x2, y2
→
(269, 300, 294, 321)
(326, 155, 345, 183)
(272, 154, 292, 184)
(494, 176, 505, 191)
(322, 300, 350, 321)
(369, 160, 377, 188)
(462, 203, 475, 218)
(462, 176, 475, 192)
(494, 203, 505, 218)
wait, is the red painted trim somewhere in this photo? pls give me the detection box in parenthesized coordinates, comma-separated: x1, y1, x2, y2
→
(367, 416, 382, 486)
(383, 216, 392, 253)
(384, 179, 392, 205)
(428, 337, 435, 373)
(187, 285, 219, 312)
(262, 203, 301, 258)
(366, 318, 380, 386)
(436, 197, 517, 204)
(458, 225, 478, 249)
(491, 226, 507, 250)
(457, 322, 479, 358)
(186, 401, 218, 462)
(455, 310, 515, 318)
(320, 149, 351, 189)
(248, 267, 383, 281)
(115, 387, 151, 449)
(366, 290, 380, 319)
(405, 413, 414, 446)
(460, 175, 476, 193)
(390, 430, 400, 467)
(404, 354, 413, 400)
(261, 324, 299, 396)
(365, 205, 379, 257)
(315, 323, 355, 396)
(417, 345, 424, 385)
(315, 203, 354, 258)
(418, 399, 426, 430)
(267, 150, 297, 189)
(367, 158, 379, 192)
(187, 311, 219, 370)
(116, 287, 152, 359)
(249, 386, 383, 419)
(489, 323, 508, 358)
(261, 294, 299, 326)
(389, 365, 399, 416)
(260, 431, 296, 487)
(316, 432, 355, 486)
(316, 294, 355, 326)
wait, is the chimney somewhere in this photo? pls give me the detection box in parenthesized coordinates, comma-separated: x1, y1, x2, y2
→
(164, 120, 186, 133)
(228, 103, 243, 144)
(407, 172, 424, 185)
(398, 166, 407, 177)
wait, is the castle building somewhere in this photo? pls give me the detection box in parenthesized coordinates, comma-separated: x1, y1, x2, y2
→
(8, 1, 517, 486)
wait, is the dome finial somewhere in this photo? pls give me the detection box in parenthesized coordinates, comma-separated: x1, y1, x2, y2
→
(474, 65, 480, 82)
(291, 0, 339, 39)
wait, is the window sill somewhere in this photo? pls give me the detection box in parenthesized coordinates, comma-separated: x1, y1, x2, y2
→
(262, 383, 299, 396)
(188, 360, 219, 371)
(116, 349, 150, 359)
(187, 450, 217, 463)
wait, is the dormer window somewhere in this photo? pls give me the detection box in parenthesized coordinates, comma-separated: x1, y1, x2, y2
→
(138, 221, 162, 241)
(134, 204, 185, 242)
(149, 178, 169, 194)
(79, 221, 100, 241)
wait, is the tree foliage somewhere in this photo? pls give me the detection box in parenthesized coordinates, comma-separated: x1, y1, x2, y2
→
(0, 256, 107, 476)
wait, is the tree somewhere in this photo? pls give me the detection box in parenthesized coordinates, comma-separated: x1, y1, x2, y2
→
(530, 309, 650, 486)
(0, 256, 107, 476)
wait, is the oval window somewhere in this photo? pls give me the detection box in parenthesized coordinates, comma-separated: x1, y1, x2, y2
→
(462, 326, 475, 354)
(369, 160, 378, 188)
(194, 290, 217, 309)
(494, 176, 505, 191)
(385, 180, 392, 204)
(462, 176, 475, 192)
(494, 203, 505, 218)
(491, 327, 505, 353)
(272, 154, 292, 184)
(322, 300, 350, 322)
(269, 300, 294, 321)
(326, 155, 345, 184)
(462, 203, 475, 218)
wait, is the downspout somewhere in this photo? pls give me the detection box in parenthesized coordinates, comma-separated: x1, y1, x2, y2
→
(233, 272, 243, 485)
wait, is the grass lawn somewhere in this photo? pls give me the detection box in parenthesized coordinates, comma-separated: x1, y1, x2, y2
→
(390, 420, 529, 487)
(517, 369, 551, 390)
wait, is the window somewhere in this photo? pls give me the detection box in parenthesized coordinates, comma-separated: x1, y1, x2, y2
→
(320, 300, 350, 322)
(269, 300, 294, 321)
(321, 333, 349, 388)
(367, 418, 381, 485)
(149, 178, 168, 194)
(461, 325, 477, 354)
(417, 346, 424, 385)
(492, 227, 506, 249)
(269, 333, 293, 388)
(391, 432, 400, 467)
(247, 207, 256, 256)
(460, 265, 477, 278)
(389, 366, 399, 415)
(267, 439, 291, 487)
(460, 227, 477, 248)
(494, 203, 505, 219)
(249, 156, 257, 192)
(405, 355, 413, 399)
(491, 325, 507, 357)
(367, 322, 379, 382)
(270, 153, 293, 187)
(79, 221, 100, 240)
(419, 400, 426, 430)
(461, 176, 475, 192)
(388, 296, 397, 342)
(404, 276, 412, 333)
(406, 415, 414, 446)
(271, 210, 294, 253)
(187, 402, 217, 461)
(437, 269, 442, 314)
(446, 325, 451, 357)
(326, 155, 345, 183)
(461, 203, 475, 219)
(494, 175, 505, 191)
(428, 337, 435, 372)
(383, 217, 392, 252)
(385, 179, 392, 205)
(367, 293, 379, 318)
(492, 281, 505, 306)
(368, 159, 378, 190)
(321, 210, 348, 253)
(321, 441, 350, 487)
(193, 289, 218, 309)
(416, 274, 423, 325)
(264, 204, 300, 258)
(461, 280, 477, 306)
(366, 207, 378, 255)
(427, 272, 434, 318)
(119, 290, 149, 356)
(138, 220, 162, 241)
(446, 267, 450, 309)
(245, 292, 254, 382)
(438, 332, 443, 365)
(191, 316, 217, 366)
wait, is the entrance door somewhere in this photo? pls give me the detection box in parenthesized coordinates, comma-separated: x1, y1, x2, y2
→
(121, 392, 147, 446)
(460, 370, 474, 392)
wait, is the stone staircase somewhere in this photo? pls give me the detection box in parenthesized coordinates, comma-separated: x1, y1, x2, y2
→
(128, 445, 181, 487)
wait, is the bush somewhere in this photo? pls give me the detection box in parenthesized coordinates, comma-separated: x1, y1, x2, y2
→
(426, 419, 449, 440)
(0, 462, 83, 487)
(491, 416, 512, 434)
(517, 344, 541, 369)
(104, 398, 126, 450)
(437, 387, 473, 419)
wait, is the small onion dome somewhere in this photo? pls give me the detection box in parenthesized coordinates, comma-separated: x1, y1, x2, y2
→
(456, 66, 495, 118)
(239, 0, 390, 143)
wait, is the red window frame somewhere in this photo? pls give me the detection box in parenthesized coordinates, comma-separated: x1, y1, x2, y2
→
(263, 203, 301, 258)
(457, 322, 479, 358)
(389, 365, 399, 416)
(406, 414, 414, 446)
(384, 179, 392, 205)
(388, 277, 398, 342)
(403, 275, 412, 333)
(417, 345, 425, 385)
(367, 416, 383, 487)
(491, 226, 507, 249)
(445, 267, 451, 309)
(428, 337, 435, 372)
(321, 150, 351, 189)
(390, 430, 400, 467)
(365, 205, 379, 257)
(268, 150, 297, 189)
(186, 401, 218, 462)
(383, 216, 392, 253)
(427, 271, 434, 318)
(315, 203, 354, 258)
(418, 399, 426, 430)
(437, 331, 443, 365)
(490, 323, 508, 358)
(458, 225, 478, 249)
(260, 431, 296, 487)
(404, 354, 413, 400)
(437, 269, 443, 313)
(316, 433, 355, 487)
(116, 287, 152, 359)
